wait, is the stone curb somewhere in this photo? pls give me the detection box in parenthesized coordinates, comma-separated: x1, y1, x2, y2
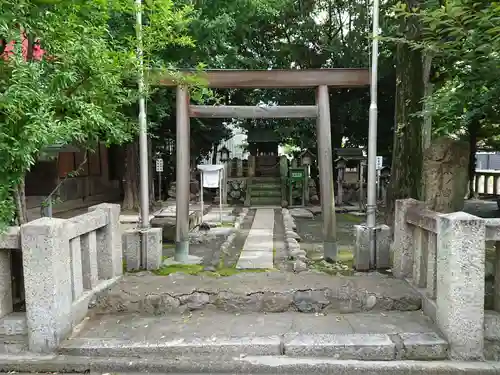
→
(59, 335, 282, 357)
(282, 208, 307, 273)
(1, 354, 499, 374)
(57, 332, 447, 361)
(220, 208, 249, 256)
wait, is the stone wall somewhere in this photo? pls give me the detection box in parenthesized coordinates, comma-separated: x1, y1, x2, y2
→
(227, 178, 247, 205)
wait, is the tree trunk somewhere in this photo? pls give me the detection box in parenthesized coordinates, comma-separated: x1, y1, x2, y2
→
(467, 121, 479, 198)
(385, 2, 425, 225)
(122, 141, 140, 211)
(422, 53, 433, 152)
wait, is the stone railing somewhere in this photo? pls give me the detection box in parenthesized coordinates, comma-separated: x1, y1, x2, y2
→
(474, 169, 500, 196)
(393, 198, 500, 360)
(0, 203, 122, 353)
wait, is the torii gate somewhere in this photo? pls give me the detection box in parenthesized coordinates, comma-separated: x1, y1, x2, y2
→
(160, 69, 370, 263)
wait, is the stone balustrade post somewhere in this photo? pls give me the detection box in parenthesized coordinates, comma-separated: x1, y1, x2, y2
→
(392, 199, 425, 279)
(21, 217, 73, 353)
(436, 212, 485, 360)
(88, 203, 122, 278)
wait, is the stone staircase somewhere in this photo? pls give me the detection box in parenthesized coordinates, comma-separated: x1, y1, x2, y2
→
(248, 177, 282, 206)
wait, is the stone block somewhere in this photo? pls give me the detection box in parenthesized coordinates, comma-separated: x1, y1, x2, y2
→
(283, 333, 395, 360)
(123, 228, 162, 271)
(436, 212, 485, 360)
(393, 199, 425, 279)
(0, 250, 12, 319)
(143, 228, 162, 270)
(0, 312, 26, 336)
(123, 229, 141, 271)
(60, 336, 281, 357)
(289, 208, 313, 219)
(89, 203, 122, 279)
(399, 332, 448, 360)
(423, 137, 469, 213)
(21, 217, 73, 353)
(354, 224, 390, 270)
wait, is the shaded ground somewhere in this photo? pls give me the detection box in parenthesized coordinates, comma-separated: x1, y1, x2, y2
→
(294, 213, 365, 269)
(161, 233, 228, 269)
(274, 209, 288, 270)
(162, 208, 240, 269)
(222, 209, 255, 268)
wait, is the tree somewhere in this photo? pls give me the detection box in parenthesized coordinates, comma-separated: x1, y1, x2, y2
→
(386, 0, 500, 205)
(0, 0, 196, 225)
(385, 0, 425, 222)
(0, 0, 136, 227)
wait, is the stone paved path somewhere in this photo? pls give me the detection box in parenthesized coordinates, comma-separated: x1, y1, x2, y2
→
(236, 208, 275, 269)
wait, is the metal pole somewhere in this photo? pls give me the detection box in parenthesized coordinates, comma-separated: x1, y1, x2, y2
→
(158, 171, 162, 201)
(367, 0, 380, 268)
(316, 85, 337, 262)
(200, 170, 204, 223)
(136, 0, 149, 230)
(175, 86, 190, 262)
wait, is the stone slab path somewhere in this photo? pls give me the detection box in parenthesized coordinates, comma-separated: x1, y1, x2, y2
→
(60, 310, 447, 360)
(236, 208, 275, 269)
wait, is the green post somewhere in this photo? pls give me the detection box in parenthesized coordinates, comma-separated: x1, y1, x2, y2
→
(289, 168, 306, 207)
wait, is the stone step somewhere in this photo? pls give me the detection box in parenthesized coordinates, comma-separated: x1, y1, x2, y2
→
(251, 177, 281, 183)
(250, 189, 282, 197)
(250, 197, 282, 205)
(59, 311, 448, 361)
(251, 183, 282, 190)
(90, 272, 422, 315)
(6, 354, 498, 374)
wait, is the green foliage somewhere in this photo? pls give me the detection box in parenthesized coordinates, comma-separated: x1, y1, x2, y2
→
(0, 0, 195, 227)
(391, 0, 500, 142)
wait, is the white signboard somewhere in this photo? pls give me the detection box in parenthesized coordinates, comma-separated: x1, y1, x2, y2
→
(155, 158, 164, 172)
(376, 156, 383, 170)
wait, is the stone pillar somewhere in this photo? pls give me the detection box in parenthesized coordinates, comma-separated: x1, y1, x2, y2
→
(89, 203, 122, 278)
(248, 155, 256, 177)
(123, 227, 162, 271)
(436, 212, 485, 360)
(236, 158, 243, 177)
(21, 217, 73, 353)
(392, 199, 426, 279)
(423, 137, 469, 213)
(354, 224, 391, 271)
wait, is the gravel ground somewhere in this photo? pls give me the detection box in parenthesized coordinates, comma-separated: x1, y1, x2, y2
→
(162, 208, 239, 268)
(295, 212, 363, 254)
